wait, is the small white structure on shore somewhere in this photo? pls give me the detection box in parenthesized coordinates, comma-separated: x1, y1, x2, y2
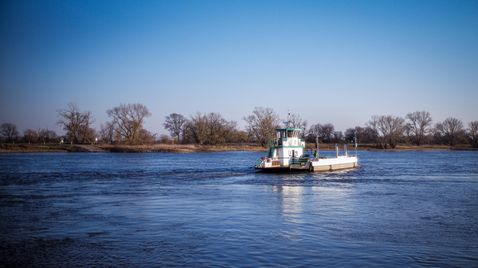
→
(255, 127, 358, 172)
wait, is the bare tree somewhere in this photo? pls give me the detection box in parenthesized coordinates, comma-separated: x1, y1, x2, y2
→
(286, 113, 307, 130)
(188, 113, 209, 145)
(382, 115, 405, 148)
(307, 124, 321, 143)
(107, 103, 151, 144)
(244, 107, 280, 146)
(405, 111, 433, 146)
(344, 126, 378, 144)
(308, 123, 335, 143)
(344, 128, 356, 143)
(320, 123, 335, 143)
(57, 103, 95, 144)
(332, 130, 344, 143)
(227, 129, 249, 143)
(432, 123, 445, 144)
(436, 117, 464, 146)
(99, 122, 115, 144)
(0, 123, 19, 143)
(468, 121, 478, 148)
(369, 115, 404, 148)
(158, 134, 173, 144)
(38, 129, 58, 144)
(23, 129, 38, 144)
(367, 115, 383, 147)
(181, 120, 194, 144)
(205, 113, 232, 145)
(164, 113, 186, 143)
(186, 112, 236, 145)
(138, 128, 156, 144)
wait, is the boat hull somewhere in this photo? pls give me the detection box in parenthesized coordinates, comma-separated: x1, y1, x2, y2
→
(309, 156, 358, 172)
(254, 166, 306, 173)
(309, 161, 358, 172)
(256, 156, 358, 173)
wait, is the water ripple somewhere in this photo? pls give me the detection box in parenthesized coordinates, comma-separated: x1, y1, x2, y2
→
(1, 151, 478, 266)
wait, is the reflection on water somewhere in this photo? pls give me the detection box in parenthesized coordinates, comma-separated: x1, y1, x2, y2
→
(1, 151, 478, 267)
(273, 185, 304, 224)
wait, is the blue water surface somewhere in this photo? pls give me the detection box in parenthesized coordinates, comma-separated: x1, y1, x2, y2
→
(1, 150, 478, 267)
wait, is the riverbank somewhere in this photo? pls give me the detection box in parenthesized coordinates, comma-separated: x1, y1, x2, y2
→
(0, 143, 265, 153)
(363, 144, 477, 151)
(306, 143, 477, 151)
(1, 143, 476, 153)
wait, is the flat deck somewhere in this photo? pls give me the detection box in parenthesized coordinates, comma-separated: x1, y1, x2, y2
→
(256, 156, 359, 173)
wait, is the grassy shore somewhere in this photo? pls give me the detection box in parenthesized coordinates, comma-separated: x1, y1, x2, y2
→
(305, 143, 477, 151)
(1, 143, 476, 153)
(0, 143, 265, 153)
(99, 144, 264, 153)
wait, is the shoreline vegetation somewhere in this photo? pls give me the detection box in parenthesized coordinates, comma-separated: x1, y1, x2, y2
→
(2, 105, 477, 151)
(0, 143, 263, 153)
(1, 143, 476, 153)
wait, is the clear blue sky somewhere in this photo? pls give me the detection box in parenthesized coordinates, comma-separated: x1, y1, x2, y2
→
(1, 0, 477, 134)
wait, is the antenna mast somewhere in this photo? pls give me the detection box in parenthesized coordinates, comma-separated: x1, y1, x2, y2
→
(316, 135, 319, 158)
(354, 130, 358, 157)
(283, 111, 292, 128)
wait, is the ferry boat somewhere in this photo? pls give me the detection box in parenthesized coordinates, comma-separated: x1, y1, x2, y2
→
(255, 127, 358, 172)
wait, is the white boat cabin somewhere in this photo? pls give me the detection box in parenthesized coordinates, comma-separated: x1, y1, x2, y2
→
(266, 128, 306, 167)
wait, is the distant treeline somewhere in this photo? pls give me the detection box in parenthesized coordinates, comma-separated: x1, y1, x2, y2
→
(1, 103, 477, 148)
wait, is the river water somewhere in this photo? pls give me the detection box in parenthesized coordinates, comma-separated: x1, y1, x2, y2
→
(1, 151, 477, 267)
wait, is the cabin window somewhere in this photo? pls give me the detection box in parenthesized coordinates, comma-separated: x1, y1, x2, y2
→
(287, 130, 293, 138)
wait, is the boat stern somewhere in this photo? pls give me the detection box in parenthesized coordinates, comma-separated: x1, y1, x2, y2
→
(255, 157, 281, 169)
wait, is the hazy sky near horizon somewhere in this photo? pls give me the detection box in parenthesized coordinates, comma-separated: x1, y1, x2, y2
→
(1, 0, 477, 134)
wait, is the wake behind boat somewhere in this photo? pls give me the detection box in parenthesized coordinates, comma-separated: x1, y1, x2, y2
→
(255, 127, 358, 172)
